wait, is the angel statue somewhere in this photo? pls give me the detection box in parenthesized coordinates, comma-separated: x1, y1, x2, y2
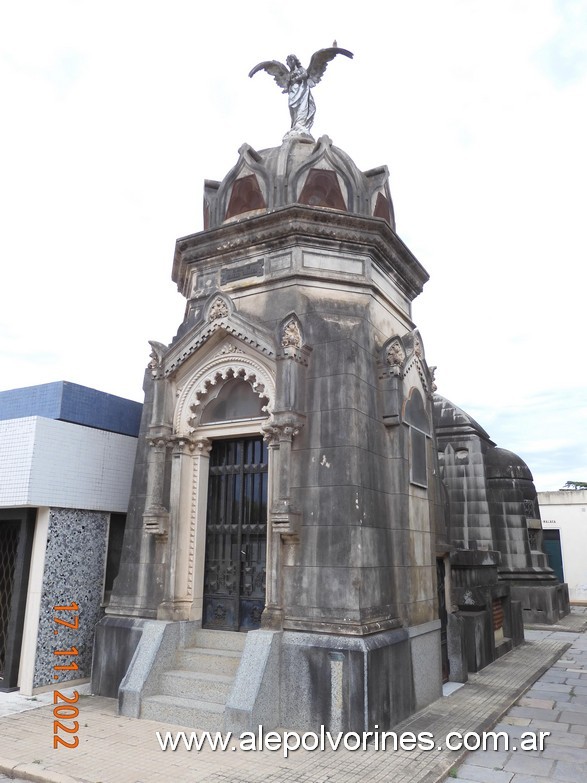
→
(249, 46, 353, 140)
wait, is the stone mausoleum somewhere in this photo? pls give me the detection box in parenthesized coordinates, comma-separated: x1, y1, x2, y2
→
(92, 119, 568, 730)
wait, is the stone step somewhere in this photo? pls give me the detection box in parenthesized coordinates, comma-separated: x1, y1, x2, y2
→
(141, 694, 225, 732)
(175, 647, 242, 676)
(190, 628, 247, 652)
(160, 669, 233, 703)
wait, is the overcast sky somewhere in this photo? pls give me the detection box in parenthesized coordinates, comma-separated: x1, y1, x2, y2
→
(1, 1, 585, 490)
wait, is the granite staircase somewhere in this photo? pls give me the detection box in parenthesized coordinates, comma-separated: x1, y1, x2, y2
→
(140, 629, 245, 730)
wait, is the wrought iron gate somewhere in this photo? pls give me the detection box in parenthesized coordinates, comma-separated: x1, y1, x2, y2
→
(203, 436, 268, 631)
(0, 510, 35, 690)
(0, 521, 20, 681)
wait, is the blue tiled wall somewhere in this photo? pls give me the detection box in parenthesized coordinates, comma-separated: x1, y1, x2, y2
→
(0, 382, 142, 437)
(0, 381, 63, 421)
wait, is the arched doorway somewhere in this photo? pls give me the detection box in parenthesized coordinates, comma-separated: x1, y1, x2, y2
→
(203, 435, 268, 630)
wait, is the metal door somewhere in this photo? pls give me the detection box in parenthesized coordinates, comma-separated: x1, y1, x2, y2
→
(543, 529, 565, 583)
(203, 436, 268, 631)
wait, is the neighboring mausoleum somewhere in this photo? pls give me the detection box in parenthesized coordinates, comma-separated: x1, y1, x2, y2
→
(0, 381, 140, 693)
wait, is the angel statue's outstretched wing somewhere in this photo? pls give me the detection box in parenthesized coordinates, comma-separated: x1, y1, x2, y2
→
(248, 60, 290, 91)
(306, 47, 353, 85)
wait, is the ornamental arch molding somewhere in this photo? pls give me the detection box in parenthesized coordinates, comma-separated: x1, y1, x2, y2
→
(174, 351, 276, 437)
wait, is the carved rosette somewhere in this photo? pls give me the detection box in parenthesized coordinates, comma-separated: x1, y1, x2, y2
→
(208, 297, 229, 321)
(212, 343, 245, 358)
(386, 339, 405, 376)
(382, 330, 437, 397)
(281, 319, 302, 349)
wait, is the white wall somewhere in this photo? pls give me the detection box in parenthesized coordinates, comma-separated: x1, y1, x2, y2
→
(539, 490, 587, 604)
(0, 416, 137, 511)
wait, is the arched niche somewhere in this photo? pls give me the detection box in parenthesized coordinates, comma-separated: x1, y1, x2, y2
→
(199, 377, 269, 425)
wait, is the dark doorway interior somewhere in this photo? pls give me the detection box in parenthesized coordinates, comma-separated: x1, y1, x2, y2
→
(104, 513, 127, 603)
(0, 509, 36, 691)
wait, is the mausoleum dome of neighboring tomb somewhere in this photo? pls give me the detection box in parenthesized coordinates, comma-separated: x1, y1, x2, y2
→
(432, 394, 493, 442)
(485, 447, 534, 482)
(203, 135, 396, 231)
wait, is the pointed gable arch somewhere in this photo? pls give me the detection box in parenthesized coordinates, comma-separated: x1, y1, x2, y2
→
(290, 136, 360, 212)
(174, 339, 275, 436)
(157, 293, 276, 383)
(299, 169, 347, 211)
(213, 143, 270, 226)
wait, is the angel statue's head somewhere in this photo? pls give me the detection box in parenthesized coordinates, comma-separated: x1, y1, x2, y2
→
(286, 54, 301, 70)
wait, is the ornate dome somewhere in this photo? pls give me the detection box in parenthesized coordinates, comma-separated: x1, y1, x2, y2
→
(203, 135, 395, 231)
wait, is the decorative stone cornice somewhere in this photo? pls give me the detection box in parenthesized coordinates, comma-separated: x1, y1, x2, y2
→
(173, 205, 429, 304)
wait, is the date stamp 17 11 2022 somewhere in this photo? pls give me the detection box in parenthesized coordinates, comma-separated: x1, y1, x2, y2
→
(52, 602, 80, 749)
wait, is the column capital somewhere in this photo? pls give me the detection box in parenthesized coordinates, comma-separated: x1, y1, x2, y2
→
(193, 437, 213, 456)
(148, 437, 169, 451)
(262, 413, 305, 444)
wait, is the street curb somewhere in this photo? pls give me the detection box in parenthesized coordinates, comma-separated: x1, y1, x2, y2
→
(0, 757, 91, 783)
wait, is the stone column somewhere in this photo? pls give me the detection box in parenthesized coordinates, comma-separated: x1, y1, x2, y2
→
(190, 437, 213, 622)
(157, 436, 212, 621)
(261, 418, 302, 630)
(142, 437, 169, 536)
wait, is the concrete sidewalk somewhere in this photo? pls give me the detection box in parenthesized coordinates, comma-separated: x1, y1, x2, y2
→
(0, 615, 585, 783)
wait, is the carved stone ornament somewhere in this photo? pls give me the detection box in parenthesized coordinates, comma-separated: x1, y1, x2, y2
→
(281, 319, 302, 349)
(208, 297, 229, 322)
(386, 339, 405, 367)
(414, 338, 423, 359)
(147, 340, 168, 377)
(249, 47, 353, 140)
(262, 421, 301, 444)
(213, 342, 245, 358)
(429, 365, 438, 394)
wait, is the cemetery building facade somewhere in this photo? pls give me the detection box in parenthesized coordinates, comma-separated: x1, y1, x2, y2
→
(0, 382, 139, 693)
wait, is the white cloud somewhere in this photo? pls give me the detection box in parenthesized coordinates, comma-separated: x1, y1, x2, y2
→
(1, 1, 585, 490)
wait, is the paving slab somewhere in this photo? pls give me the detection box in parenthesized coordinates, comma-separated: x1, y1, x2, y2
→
(550, 760, 587, 782)
(439, 618, 587, 783)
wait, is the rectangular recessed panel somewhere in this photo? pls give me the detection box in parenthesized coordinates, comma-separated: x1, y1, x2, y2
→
(302, 252, 364, 275)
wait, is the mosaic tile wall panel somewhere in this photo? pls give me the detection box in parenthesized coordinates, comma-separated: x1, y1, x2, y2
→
(33, 508, 108, 688)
